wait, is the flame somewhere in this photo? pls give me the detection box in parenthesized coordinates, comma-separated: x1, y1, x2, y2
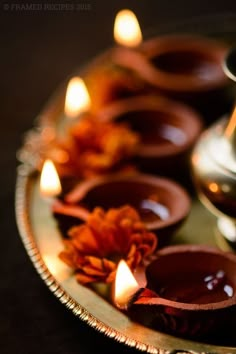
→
(64, 77, 91, 118)
(114, 260, 139, 309)
(114, 9, 142, 47)
(40, 159, 62, 197)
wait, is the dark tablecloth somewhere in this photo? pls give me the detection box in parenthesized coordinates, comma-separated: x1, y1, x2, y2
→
(1, 1, 236, 353)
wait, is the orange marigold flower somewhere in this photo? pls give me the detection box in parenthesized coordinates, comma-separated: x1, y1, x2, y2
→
(85, 63, 147, 113)
(59, 205, 157, 284)
(42, 118, 139, 178)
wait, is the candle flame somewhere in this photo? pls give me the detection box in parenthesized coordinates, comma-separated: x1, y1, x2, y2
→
(40, 159, 62, 197)
(114, 9, 142, 47)
(65, 77, 91, 118)
(114, 260, 139, 309)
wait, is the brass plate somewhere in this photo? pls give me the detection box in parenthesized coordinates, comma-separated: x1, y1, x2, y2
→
(15, 167, 236, 354)
(15, 14, 236, 354)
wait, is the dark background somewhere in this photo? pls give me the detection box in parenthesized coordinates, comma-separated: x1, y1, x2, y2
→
(1, 1, 236, 353)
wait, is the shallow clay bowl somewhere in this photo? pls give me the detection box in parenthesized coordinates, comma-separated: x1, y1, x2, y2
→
(140, 35, 228, 93)
(65, 173, 191, 246)
(113, 35, 228, 96)
(111, 36, 230, 122)
(128, 244, 236, 339)
(98, 95, 203, 178)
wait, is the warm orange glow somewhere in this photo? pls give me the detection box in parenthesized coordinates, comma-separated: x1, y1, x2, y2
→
(52, 148, 69, 164)
(209, 182, 219, 193)
(114, 260, 139, 309)
(114, 9, 142, 47)
(40, 159, 62, 197)
(64, 77, 91, 118)
(224, 106, 236, 138)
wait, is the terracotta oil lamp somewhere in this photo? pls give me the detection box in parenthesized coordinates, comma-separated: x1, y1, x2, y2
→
(98, 95, 203, 180)
(140, 35, 228, 95)
(84, 10, 148, 113)
(64, 173, 191, 246)
(126, 245, 236, 340)
(85, 59, 149, 114)
(112, 35, 231, 123)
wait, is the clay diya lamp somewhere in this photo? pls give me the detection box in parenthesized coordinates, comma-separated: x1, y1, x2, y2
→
(127, 245, 236, 340)
(112, 35, 231, 122)
(83, 10, 149, 112)
(62, 173, 191, 246)
(98, 95, 203, 180)
(84, 55, 150, 114)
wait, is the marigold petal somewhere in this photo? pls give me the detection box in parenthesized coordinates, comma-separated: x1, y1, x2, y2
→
(69, 225, 101, 255)
(82, 266, 106, 277)
(75, 272, 98, 284)
(102, 258, 116, 271)
(136, 244, 153, 257)
(142, 232, 158, 253)
(84, 255, 103, 269)
(127, 243, 137, 258)
(106, 269, 116, 283)
(59, 251, 77, 269)
(133, 221, 146, 231)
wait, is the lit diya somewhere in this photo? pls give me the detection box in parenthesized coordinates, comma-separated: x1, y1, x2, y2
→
(114, 245, 236, 340)
(37, 93, 203, 180)
(85, 9, 148, 113)
(53, 173, 191, 246)
(98, 95, 203, 178)
(140, 35, 228, 95)
(22, 77, 140, 179)
(86, 10, 229, 116)
(111, 34, 231, 122)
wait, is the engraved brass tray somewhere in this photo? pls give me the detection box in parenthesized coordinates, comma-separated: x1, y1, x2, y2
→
(15, 15, 236, 354)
